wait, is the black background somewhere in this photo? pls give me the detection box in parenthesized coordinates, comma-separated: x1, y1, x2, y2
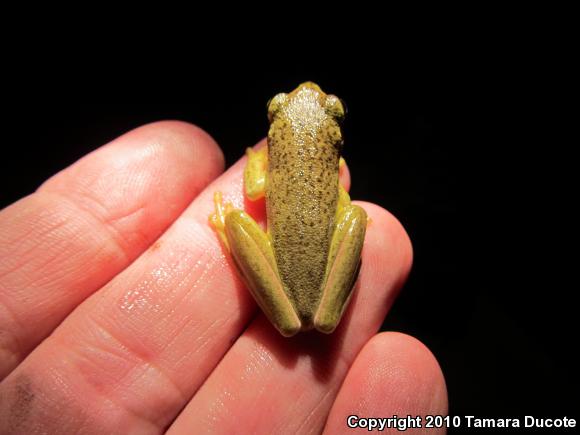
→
(1, 50, 576, 427)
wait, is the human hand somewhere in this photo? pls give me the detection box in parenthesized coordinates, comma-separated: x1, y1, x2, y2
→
(0, 122, 447, 434)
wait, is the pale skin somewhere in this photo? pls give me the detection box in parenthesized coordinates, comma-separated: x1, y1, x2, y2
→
(0, 121, 447, 433)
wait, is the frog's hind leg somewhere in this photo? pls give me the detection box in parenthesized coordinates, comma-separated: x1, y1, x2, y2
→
(211, 193, 301, 337)
(314, 199, 367, 334)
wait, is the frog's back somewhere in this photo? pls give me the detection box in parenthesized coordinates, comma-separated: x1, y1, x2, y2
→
(266, 83, 343, 328)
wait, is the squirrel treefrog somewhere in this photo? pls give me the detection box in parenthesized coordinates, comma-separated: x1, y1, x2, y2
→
(210, 82, 367, 337)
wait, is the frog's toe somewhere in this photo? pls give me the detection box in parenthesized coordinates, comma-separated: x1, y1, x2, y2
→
(277, 320, 302, 337)
(210, 191, 236, 249)
(314, 305, 350, 334)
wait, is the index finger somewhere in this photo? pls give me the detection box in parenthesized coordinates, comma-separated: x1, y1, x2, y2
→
(0, 121, 224, 379)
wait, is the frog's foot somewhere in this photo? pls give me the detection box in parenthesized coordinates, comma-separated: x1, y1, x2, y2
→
(314, 204, 367, 334)
(209, 191, 235, 250)
(224, 210, 302, 337)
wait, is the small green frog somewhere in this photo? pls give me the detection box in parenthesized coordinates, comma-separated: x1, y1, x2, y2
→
(210, 82, 367, 336)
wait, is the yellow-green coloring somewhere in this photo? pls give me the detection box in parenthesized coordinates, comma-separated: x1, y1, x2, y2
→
(210, 82, 367, 336)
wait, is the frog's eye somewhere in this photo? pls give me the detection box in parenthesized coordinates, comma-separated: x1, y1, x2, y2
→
(267, 93, 287, 122)
(325, 95, 346, 123)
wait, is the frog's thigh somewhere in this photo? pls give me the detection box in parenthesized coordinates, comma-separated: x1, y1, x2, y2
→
(224, 210, 302, 337)
(314, 204, 367, 334)
(244, 147, 268, 200)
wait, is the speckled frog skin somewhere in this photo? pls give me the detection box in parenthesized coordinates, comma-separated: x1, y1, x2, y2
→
(211, 82, 367, 336)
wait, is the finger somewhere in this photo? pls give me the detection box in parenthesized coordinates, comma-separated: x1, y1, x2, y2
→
(324, 332, 448, 434)
(0, 139, 264, 433)
(339, 160, 350, 191)
(0, 142, 357, 434)
(0, 121, 224, 379)
(168, 202, 413, 434)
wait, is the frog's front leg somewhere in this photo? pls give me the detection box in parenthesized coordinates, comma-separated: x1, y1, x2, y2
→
(314, 187, 367, 333)
(244, 147, 268, 200)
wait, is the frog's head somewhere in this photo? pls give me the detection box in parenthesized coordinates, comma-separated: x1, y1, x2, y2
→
(267, 82, 346, 124)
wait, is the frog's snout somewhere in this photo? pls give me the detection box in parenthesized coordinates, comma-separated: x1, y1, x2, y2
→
(298, 81, 323, 93)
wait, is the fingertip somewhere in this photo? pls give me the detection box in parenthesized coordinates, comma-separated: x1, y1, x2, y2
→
(105, 120, 226, 182)
(355, 201, 413, 281)
(159, 120, 224, 170)
(325, 332, 447, 433)
(339, 161, 351, 191)
(365, 332, 447, 415)
(42, 120, 222, 194)
(253, 137, 268, 150)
